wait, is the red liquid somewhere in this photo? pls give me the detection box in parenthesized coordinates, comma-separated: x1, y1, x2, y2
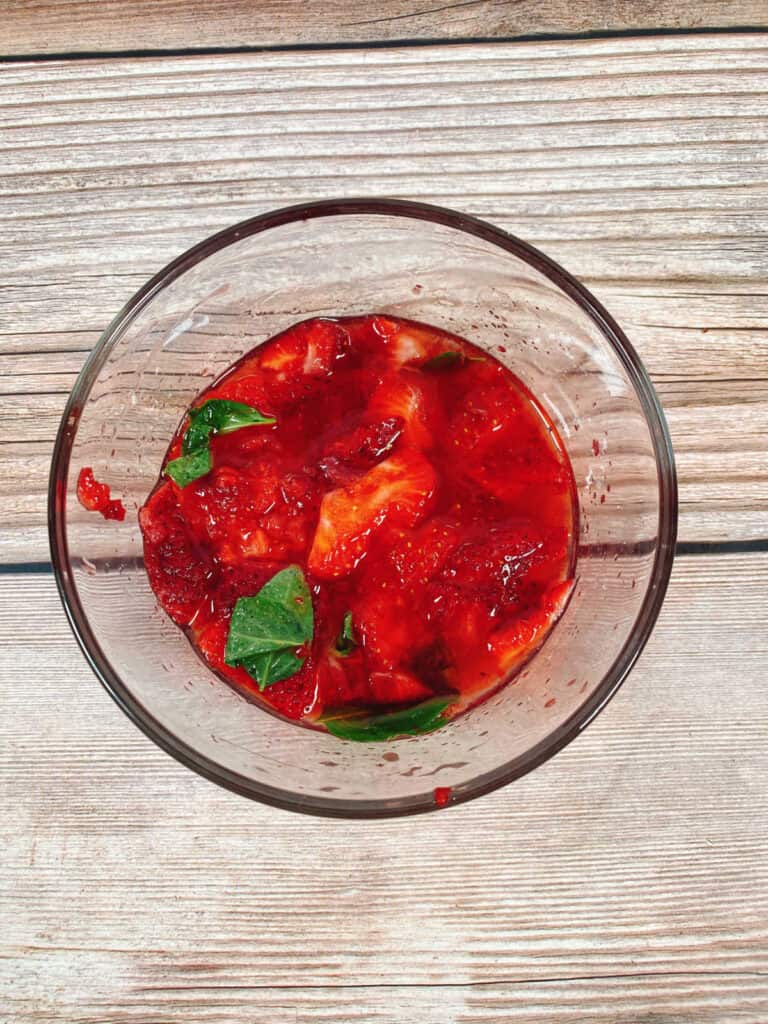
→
(139, 316, 576, 729)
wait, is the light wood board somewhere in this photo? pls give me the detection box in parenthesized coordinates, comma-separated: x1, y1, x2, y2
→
(3, 0, 767, 56)
(2, 553, 768, 1021)
(2, 35, 768, 562)
(2, 27, 768, 1024)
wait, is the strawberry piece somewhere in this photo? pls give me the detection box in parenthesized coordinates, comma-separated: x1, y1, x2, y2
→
(352, 587, 414, 671)
(448, 376, 522, 457)
(260, 468, 321, 556)
(470, 445, 570, 501)
(259, 319, 349, 378)
(207, 371, 276, 417)
(76, 467, 110, 511)
(387, 517, 463, 588)
(367, 369, 437, 449)
(308, 451, 437, 579)
(317, 416, 404, 486)
(369, 316, 450, 367)
(176, 464, 273, 559)
(448, 371, 572, 520)
(440, 597, 493, 657)
(76, 467, 126, 521)
(259, 659, 319, 720)
(139, 482, 211, 626)
(423, 529, 574, 692)
(427, 523, 548, 619)
(368, 670, 435, 706)
(178, 464, 319, 564)
(488, 578, 575, 676)
(214, 321, 351, 417)
(437, 597, 499, 694)
(195, 614, 229, 668)
(314, 651, 371, 712)
(102, 500, 126, 521)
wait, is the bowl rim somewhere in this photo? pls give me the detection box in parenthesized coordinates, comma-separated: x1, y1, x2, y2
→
(48, 197, 678, 818)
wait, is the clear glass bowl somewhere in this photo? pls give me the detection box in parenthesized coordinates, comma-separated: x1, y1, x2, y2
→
(49, 199, 677, 817)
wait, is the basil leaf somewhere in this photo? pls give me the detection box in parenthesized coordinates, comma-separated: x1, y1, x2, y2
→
(241, 648, 305, 691)
(166, 399, 275, 488)
(333, 611, 357, 657)
(224, 566, 313, 689)
(422, 351, 463, 370)
(183, 399, 275, 455)
(322, 696, 452, 742)
(164, 446, 212, 488)
(183, 418, 214, 455)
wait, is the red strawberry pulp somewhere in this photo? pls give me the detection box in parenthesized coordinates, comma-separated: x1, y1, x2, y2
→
(76, 467, 126, 521)
(139, 315, 577, 729)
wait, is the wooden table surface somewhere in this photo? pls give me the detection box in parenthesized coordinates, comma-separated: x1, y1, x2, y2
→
(2, 5, 768, 1022)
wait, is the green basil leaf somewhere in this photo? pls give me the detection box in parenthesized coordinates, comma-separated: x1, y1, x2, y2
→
(224, 566, 313, 689)
(241, 648, 305, 691)
(183, 399, 275, 455)
(333, 611, 357, 657)
(182, 417, 214, 455)
(164, 446, 212, 488)
(322, 696, 453, 742)
(422, 351, 463, 371)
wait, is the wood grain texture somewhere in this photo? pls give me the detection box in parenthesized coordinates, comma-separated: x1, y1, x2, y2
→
(4, 26, 768, 1024)
(1, 35, 768, 561)
(3, 0, 768, 56)
(2, 553, 768, 1021)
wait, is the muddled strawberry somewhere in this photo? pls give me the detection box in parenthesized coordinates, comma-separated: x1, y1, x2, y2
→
(76, 467, 126, 521)
(139, 482, 211, 625)
(178, 463, 319, 564)
(139, 314, 577, 733)
(308, 450, 437, 579)
(352, 586, 415, 671)
(367, 369, 439, 449)
(317, 416, 404, 486)
(314, 651, 371, 711)
(207, 372, 276, 418)
(488, 578, 575, 675)
(368, 670, 435, 706)
(386, 516, 463, 588)
(258, 659, 319, 719)
(367, 316, 453, 367)
(259, 318, 349, 377)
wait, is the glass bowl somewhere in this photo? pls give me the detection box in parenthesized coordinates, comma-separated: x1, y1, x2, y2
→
(49, 199, 677, 818)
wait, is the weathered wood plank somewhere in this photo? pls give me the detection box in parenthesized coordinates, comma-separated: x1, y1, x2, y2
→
(7, 977, 768, 1024)
(1, 37, 767, 559)
(3, 0, 767, 57)
(2, 553, 767, 1019)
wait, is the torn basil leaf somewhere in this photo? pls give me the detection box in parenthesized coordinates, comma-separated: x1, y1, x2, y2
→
(183, 399, 275, 455)
(164, 446, 212, 489)
(422, 351, 463, 371)
(224, 566, 313, 691)
(333, 611, 357, 657)
(241, 648, 305, 690)
(322, 696, 452, 742)
(166, 398, 275, 488)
